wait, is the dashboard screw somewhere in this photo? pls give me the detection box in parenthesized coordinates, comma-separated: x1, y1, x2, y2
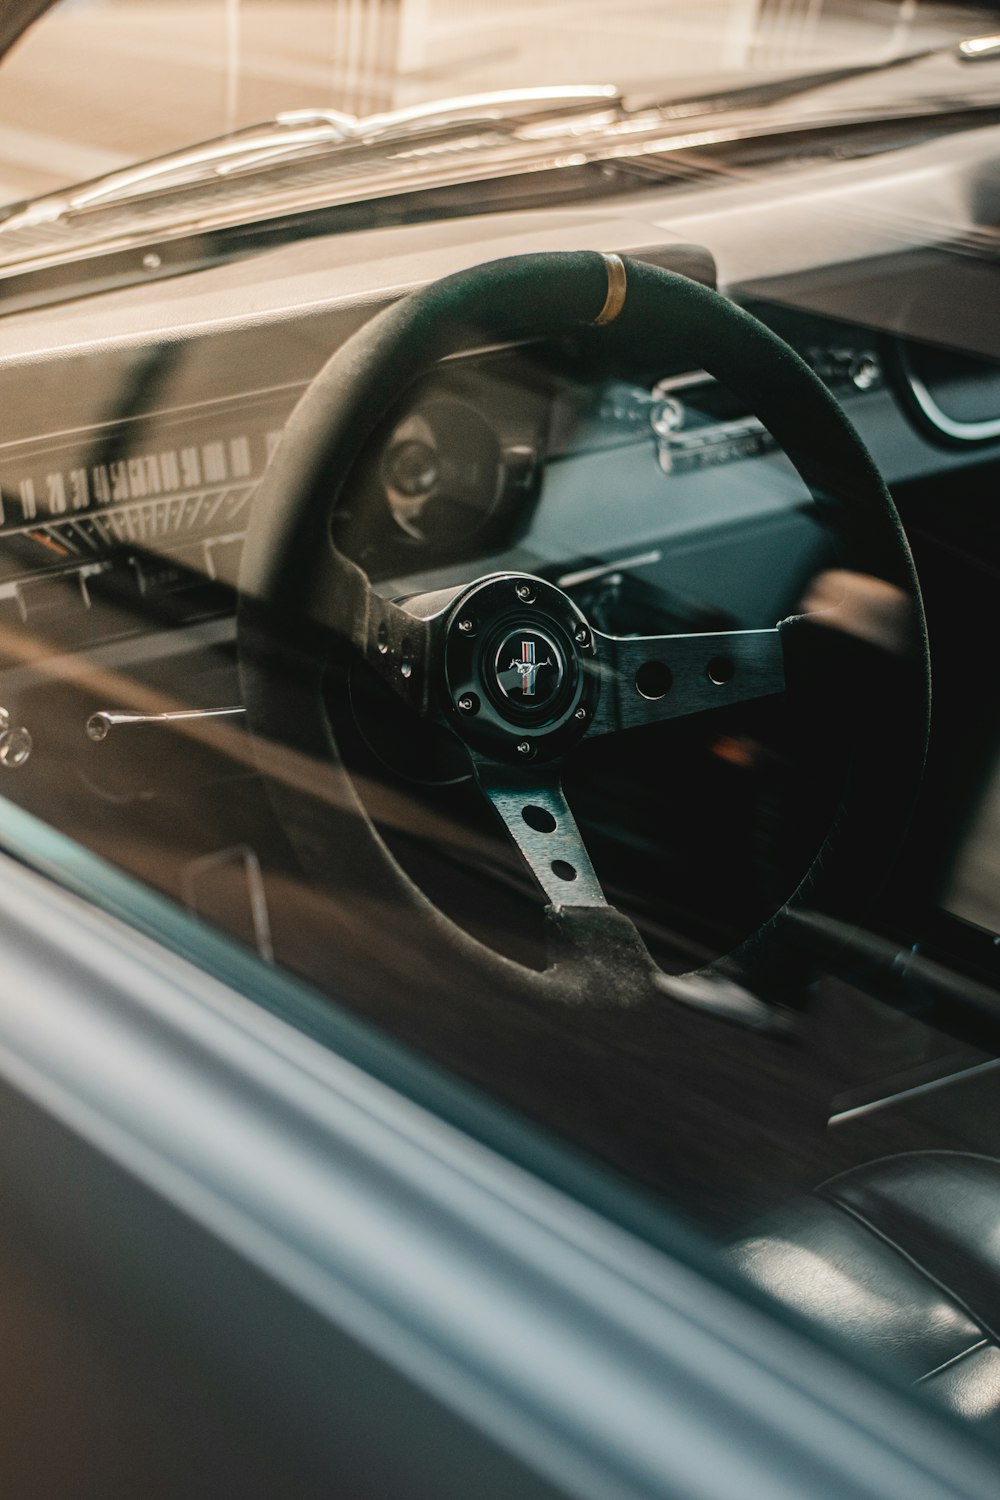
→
(574, 627, 589, 646)
(574, 707, 587, 720)
(515, 583, 534, 603)
(516, 740, 532, 756)
(457, 694, 478, 714)
(457, 617, 474, 633)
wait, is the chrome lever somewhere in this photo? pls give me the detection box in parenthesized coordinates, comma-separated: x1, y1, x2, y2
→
(86, 707, 245, 743)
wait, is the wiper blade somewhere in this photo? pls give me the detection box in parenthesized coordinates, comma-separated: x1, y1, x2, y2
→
(3, 85, 620, 227)
(648, 46, 941, 121)
(634, 28, 1000, 124)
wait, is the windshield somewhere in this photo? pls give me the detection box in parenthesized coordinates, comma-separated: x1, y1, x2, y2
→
(0, 0, 996, 207)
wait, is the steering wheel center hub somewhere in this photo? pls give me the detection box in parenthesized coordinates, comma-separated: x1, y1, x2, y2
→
(441, 573, 597, 760)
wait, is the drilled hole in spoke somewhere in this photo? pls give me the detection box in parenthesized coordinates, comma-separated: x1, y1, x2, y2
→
(635, 660, 672, 701)
(707, 656, 734, 686)
(522, 805, 557, 834)
(551, 860, 577, 881)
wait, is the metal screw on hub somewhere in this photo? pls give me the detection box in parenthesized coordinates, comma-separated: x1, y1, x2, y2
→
(516, 741, 532, 756)
(575, 707, 587, 720)
(574, 627, 589, 645)
(515, 583, 534, 603)
(457, 694, 478, 714)
(457, 617, 474, 633)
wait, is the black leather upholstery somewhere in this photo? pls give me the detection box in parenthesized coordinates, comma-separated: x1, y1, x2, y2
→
(730, 1152, 1000, 1435)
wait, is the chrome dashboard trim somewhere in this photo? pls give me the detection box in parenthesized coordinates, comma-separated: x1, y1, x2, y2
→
(903, 364, 1000, 441)
(897, 338, 1000, 442)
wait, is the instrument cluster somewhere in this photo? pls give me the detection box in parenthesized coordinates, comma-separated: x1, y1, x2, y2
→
(0, 309, 900, 656)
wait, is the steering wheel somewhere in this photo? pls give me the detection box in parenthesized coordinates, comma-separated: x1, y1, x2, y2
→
(237, 252, 929, 1012)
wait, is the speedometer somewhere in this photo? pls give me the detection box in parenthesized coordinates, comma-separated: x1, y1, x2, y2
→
(0, 386, 296, 587)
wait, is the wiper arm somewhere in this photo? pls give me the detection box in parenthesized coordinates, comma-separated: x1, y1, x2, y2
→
(218, 86, 624, 177)
(3, 85, 620, 227)
(649, 47, 938, 121)
(643, 30, 1000, 122)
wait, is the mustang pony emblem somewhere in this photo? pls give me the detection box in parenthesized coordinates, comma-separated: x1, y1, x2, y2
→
(492, 626, 564, 710)
(508, 639, 554, 697)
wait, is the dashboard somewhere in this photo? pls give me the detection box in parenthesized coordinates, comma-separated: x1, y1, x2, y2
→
(0, 296, 981, 634)
(0, 140, 996, 997)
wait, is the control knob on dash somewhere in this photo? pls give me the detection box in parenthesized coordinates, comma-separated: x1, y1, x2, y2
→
(0, 706, 32, 769)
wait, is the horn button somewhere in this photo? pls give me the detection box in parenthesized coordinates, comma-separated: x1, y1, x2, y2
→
(492, 625, 565, 716)
(442, 575, 599, 761)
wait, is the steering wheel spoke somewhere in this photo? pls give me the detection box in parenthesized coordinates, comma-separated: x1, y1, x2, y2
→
(588, 624, 787, 737)
(471, 756, 607, 907)
(309, 564, 464, 720)
(361, 592, 443, 717)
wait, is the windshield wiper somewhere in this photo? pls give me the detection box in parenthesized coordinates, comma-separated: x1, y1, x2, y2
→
(644, 27, 1000, 124)
(4, 33, 999, 246)
(2, 85, 620, 228)
(0, 56, 940, 233)
(648, 48, 939, 119)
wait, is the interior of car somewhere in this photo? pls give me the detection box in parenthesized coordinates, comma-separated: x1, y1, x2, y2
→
(3, 0, 1000, 1457)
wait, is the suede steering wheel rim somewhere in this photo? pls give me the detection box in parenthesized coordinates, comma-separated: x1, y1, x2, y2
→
(237, 251, 930, 1009)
